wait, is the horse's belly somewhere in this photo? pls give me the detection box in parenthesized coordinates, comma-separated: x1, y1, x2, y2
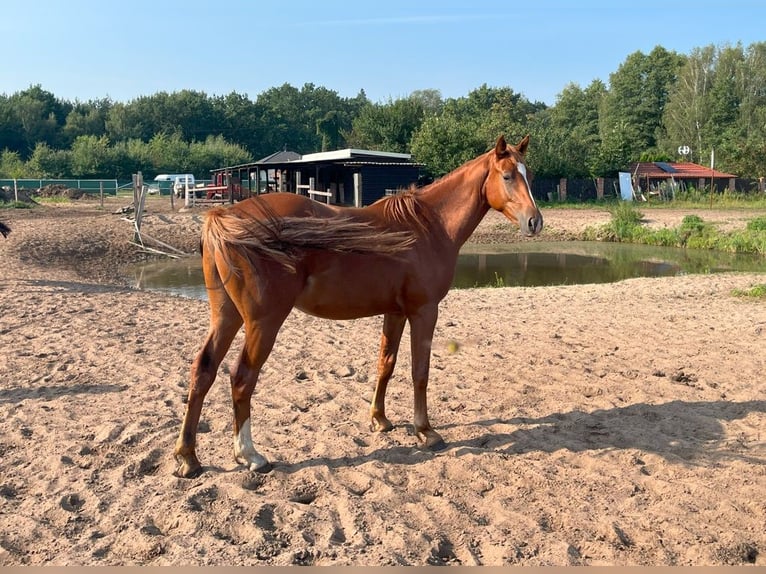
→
(295, 272, 403, 320)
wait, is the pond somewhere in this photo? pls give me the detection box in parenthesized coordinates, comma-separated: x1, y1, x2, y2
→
(126, 241, 766, 300)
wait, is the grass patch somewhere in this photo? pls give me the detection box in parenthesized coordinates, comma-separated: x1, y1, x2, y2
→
(731, 284, 766, 298)
(583, 204, 766, 255)
(0, 201, 34, 210)
(36, 197, 72, 205)
(746, 216, 766, 232)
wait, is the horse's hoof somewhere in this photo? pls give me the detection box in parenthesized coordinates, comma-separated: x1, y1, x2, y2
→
(417, 430, 446, 451)
(370, 416, 394, 433)
(175, 462, 204, 479)
(250, 461, 272, 474)
(427, 437, 447, 451)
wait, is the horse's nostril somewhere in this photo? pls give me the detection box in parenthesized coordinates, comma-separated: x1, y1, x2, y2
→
(528, 215, 542, 234)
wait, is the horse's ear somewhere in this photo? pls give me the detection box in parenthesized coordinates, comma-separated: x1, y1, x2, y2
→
(517, 134, 530, 156)
(495, 135, 509, 157)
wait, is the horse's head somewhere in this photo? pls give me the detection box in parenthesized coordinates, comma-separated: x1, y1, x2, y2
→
(484, 135, 543, 237)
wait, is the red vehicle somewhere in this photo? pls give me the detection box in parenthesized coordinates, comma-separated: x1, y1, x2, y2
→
(205, 172, 246, 201)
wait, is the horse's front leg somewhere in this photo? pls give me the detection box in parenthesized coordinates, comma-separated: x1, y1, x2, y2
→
(409, 305, 445, 450)
(370, 313, 406, 433)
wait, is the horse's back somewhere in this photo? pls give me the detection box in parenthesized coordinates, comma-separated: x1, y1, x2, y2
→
(235, 192, 338, 220)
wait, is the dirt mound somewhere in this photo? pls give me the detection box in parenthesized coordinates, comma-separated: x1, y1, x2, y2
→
(35, 184, 85, 199)
(0, 187, 38, 205)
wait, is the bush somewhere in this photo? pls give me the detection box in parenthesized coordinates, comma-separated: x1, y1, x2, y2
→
(608, 202, 643, 240)
(644, 227, 679, 246)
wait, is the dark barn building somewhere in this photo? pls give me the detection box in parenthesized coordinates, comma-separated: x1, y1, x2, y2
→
(212, 148, 422, 207)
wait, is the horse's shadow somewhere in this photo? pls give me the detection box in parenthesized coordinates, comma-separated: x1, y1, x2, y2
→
(274, 399, 766, 473)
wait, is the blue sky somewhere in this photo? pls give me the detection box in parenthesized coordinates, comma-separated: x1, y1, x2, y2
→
(3, 0, 765, 106)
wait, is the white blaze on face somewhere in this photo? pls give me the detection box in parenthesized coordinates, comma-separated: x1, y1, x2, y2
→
(516, 162, 537, 209)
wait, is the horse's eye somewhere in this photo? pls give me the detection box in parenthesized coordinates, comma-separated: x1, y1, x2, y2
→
(503, 173, 512, 181)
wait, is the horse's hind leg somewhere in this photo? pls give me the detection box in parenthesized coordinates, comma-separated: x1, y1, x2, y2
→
(370, 313, 406, 433)
(175, 289, 243, 478)
(230, 311, 290, 472)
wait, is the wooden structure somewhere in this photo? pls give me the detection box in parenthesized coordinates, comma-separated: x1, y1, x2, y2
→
(630, 161, 737, 196)
(211, 148, 422, 207)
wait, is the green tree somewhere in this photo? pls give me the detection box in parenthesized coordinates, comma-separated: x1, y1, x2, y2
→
(187, 135, 252, 177)
(411, 114, 487, 177)
(62, 98, 111, 147)
(0, 149, 26, 178)
(661, 45, 716, 164)
(599, 47, 685, 169)
(346, 95, 427, 152)
(529, 80, 605, 178)
(253, 83, 358, 155)
(147, 132, 190, 174)
(0, 95, 25, 155)
(26, 142, 72, 177)
(70, 135, 113, 178)
(212, 91, 262, 155)
(8, 85, 71, 156)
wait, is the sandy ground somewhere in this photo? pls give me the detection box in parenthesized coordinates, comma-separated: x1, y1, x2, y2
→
(0, 195, 764, 566)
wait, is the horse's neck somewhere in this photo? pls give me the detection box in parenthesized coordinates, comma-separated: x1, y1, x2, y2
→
(420, 154, 491, 249)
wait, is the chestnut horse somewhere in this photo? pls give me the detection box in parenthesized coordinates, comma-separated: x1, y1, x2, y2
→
(174, 135, 542, 477)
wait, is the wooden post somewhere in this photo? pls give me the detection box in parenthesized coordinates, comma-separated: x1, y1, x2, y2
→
(134, 172, 145, 241)
(99, 181, 104, 208)
(353, 172, 362, 207)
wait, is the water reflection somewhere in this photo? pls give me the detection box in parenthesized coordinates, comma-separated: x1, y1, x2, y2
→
(126, 241, 766, 300)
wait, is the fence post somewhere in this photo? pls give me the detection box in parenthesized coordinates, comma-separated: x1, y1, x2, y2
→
(353, 173, 362, 207)
(558, 178, 567, 202)
(100, 181, 104, 208)
(596, 178, 604, 200)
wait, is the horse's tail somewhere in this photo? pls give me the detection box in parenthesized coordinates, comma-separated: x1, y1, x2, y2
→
(0, 221, 10, 238)
(201, 201, 417, 276)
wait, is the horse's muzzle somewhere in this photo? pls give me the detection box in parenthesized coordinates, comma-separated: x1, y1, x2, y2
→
(522, 210, 544, 237)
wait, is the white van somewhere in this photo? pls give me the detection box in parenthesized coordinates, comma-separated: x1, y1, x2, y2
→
(154, 174, 196, 197)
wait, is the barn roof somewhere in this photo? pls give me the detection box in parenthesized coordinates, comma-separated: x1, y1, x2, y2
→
(256, 150, 302, 164)
(214, 147, 418, 174)
(630, 161, 736, 179)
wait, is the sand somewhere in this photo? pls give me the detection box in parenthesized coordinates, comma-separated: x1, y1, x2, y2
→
(0, 196, 764, 566)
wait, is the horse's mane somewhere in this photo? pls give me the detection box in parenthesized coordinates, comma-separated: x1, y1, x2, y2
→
(374, 150, 489, 233)
(374, 187, 431, 234)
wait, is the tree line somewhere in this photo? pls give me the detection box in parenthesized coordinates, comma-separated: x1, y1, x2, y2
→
(1, 42, 764, 183)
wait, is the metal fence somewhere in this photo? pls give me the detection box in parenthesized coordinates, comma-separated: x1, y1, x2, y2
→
(0, 178, 121, 194)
